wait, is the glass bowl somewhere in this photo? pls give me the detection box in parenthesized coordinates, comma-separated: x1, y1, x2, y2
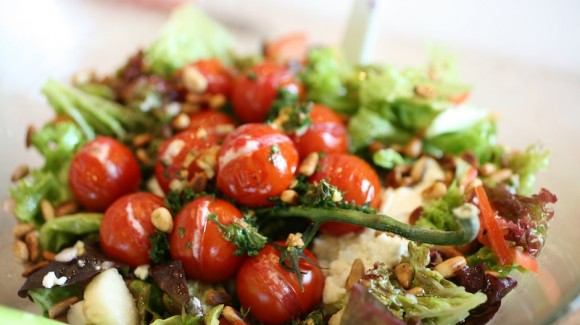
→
(1, 0, 579, 324)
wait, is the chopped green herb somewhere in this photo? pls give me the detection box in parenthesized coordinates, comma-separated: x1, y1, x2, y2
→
(149, 230, 171, 264)
(209, 214, 267, 256)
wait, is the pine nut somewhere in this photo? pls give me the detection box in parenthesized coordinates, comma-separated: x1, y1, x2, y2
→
(12, 223, 35, 239)
(181, 102, 201, 114)
(208, 94, 226, 110)
(331, 190, 343, 202)
(345, 258, 365, 291)
(40, 199, 55, 221)
(479, 163, 496, 177)
(421, 181, 448, 200)
(288, 178, 299, 189)
(43, 251, 56, 261)
(136, 148, 151, 165)
(206, 290, 232, 306)
(132, 133, 153, 147)
(11, 164, 30, 182)
(182, 66, 208, 93)
(196, 146, 220, 179)
(298, 152, 319, 177)
(171, 113, 191, 131)
(433, 256, 467, 278)
(404, 137, 423, 158)
(12, 240, 29, 263)
(414, 85, 436, 99)
(410, 157, 428, 182)
(25, 231, 40, 262)
(54, 200, 79, 217)
(488, 168, 513, 183)
(48, 296, 80, 319)
(280, 189, 299, 205)
(188, 172, 208, 193)
(485, 270, 500, 277)
(405, 286, 425, 295)
(285, 233, 305, 248)
(394, 263, 414, 289)
(26, 125, 36, 148)
(222, 306, 248, 324)
(151, 207, 173, 233)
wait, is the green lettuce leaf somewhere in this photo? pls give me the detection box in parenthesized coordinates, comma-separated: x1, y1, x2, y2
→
(364, 243, 487, 325)
(507, 145, 550, 195)
(144, 5, 235, 77)
(28, 285, 84, 317)
(30, 121, 86, 172)
(150, 315, 203, 325)
(128, 280, 167, 324)
(415, 183, 464, 231)
(372, 148, 406, 169)
(39, 213, 102, 252)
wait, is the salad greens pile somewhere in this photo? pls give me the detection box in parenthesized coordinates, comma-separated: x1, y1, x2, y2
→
(8, 4, 557, 325)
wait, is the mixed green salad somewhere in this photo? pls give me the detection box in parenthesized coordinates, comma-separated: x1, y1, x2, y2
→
(8, 4, 557, 325)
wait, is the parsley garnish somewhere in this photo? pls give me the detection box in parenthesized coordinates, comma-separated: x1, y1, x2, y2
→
(149, 230, 171, 264)
(209, 214, 267, 256)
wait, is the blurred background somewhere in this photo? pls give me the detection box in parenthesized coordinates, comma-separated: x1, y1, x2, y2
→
(1, 0, 579, 323)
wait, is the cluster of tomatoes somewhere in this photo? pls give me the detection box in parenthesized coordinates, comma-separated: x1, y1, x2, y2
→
(66, 58, 383, 324)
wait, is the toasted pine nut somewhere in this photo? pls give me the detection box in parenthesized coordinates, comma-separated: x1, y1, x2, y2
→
(48, 296, 80, 319)
(479, 163, 497, 177)
(22, 261, 50, 277)
(12, 240, 29, 263)
(421, 181, 448, 200)
(405, 286, 425, 295)
(298, 152, 319, 177)
(182, 66, 208, 93)
(196, 146, 220, 179)
(172, 113, 191, 131)
(25, 231, 40, 262)
(11, 164, 30, 182)
(394, 263, 414, 289)
(331, 190, 343, 202)
(433, 256, 467, 278)
(280, 189, 299, 205)
(12, 223, 35, 239)
(345, 258, 365, 291)
(43, 251, 56, 261)
(40, 199, 55, 222)
(136, 148, 151, 165)
(485, 270, 500, 277)
(208, 94, 226, 110)
(223, 306, 248, 324)
(181, 102, 201, 114)
(26, 125, 36, 148)
(206, 290, 232, 306)
(285, 233, 305, 248)
(188, 172, 208, 193)
(410, 157, 428, 182)
(404, 137, 422, 158)
(54, 200, 79, 217)
(488, 168, 513, 183)
(414, 85, 436, 99)
(132, 133, 153, 148)
(151, 207, 173, 233)
(288, 178, 299, 189)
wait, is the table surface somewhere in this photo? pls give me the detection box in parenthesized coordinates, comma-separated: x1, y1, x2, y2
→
(1, 0, 579, 324)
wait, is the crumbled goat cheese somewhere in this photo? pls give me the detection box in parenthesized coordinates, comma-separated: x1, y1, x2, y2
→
(42, 271, 67, 289)
(134, 265, 150, 281)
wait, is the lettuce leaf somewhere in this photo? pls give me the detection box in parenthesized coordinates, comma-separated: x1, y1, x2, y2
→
(506, 145, 550, 195)
(144, 5, 235, 77)
(39, 213, 103, 252)
(362, 243, 487, 325)
(28, 285, 84, 317)
(415, 183, 464, 231)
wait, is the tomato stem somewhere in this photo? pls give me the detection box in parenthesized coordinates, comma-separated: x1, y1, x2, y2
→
(257, 206, 480, 246)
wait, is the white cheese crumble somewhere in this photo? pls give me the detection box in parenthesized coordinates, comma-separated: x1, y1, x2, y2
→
(312, 229, 408, 306)
(134, 265, 150, 281)
(42, 271, 67, 289)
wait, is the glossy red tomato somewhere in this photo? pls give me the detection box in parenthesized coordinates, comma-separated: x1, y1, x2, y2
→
(236, 243, 323, 325)
(231, 61, 301, 123)
(187, 110, 237, 138)
(169, 197, 246, 283)
(100, 192, 164, 267)
(216, 124, 298, 207)
(309, 154, 382, 235)
(155, 129, 221, 193)
(291, 103, 348, 158)
(69, 136, 141, 211)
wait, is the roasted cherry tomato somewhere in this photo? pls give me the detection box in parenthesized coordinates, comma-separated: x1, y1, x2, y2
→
(100, 192, 164, 267)
(69, 136, 141, 211)
(236, 243, 323, 325)
(187, 110, 237, 138)
(217, 124, 298, 207)
(309, 153, 382, 235)
(291, 103, 348, 158)
(191, 58, 233, 96)
(155, 129, 221, 193)
(169, 196, 246, 283)
(231, 61, 301, 123)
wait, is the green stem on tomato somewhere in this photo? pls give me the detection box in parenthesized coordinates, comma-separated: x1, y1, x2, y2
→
(256, 206, 479, 246)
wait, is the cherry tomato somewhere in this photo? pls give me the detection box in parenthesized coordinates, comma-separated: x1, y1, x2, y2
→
(187, 110, 237, 138)
(236, 243, 323, 325)
(231, 61, 301, 123)
(309, 153, 382, 235)
(100, 192, 164, 267)
(190, 59, 233, 96)
(169, 196, 246, 283)
(217, 124, 298, 207)
(69, 136, 141, 211)
(155, 129, 221, 193)
(291, 103, 348, 158)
